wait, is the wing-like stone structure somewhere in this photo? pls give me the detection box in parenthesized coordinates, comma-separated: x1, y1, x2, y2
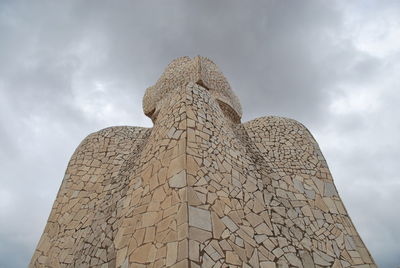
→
(31, 56, 376, 267)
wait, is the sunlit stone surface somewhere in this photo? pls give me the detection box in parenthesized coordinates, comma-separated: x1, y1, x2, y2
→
(30, 56, 376, 267)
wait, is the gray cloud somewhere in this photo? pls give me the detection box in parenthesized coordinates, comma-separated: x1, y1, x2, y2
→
(0, 0, 399, 267)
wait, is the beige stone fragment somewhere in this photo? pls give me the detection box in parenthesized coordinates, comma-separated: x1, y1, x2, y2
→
(221, 216, 238, 232)
(164, 205, 179, 219)
(244, 180, 258, 192)
(315, 196, 329, 212)
(144, 227, 155, 243)
(301, 206, 314, 217)
(211, 212, 225, 238)
(299, 251, 315, 268)
(187, 187, 203, 206)
(176, 204, 187, 226)
(249, 248, 260, 268)
(323, 197, 338, 214)
(241, 225, 255, 238)
(167, 154, 185, 178)
(163, 215, 178, 231)
(332, 259, 342, 268)
(358, 247, 373, 263)
(260, 261, 276, 268)
(169, 170, 186, 188)
(335, 200, 346, 214)
(221, 229, 230, 239)
(246, 212, 263, 227)
(194, 177, 208, 186)
(173, 259, 189, 268)
(158, 167, 168, 185)
(130, 243, 153, 263)
(160, 196, 172, 210)
(195, 191, 207, 205)
(142, 212, 158, 227)
(236, 229, 256, 247)
(255, 223, 273, 236)
(226, 251, 241, 265)
(210, 240, 224, 258)
(37, 234, 51, 253)
(36, 255, 46, 264)
(147, 200, 161, 212)
(189, 227, 212, 243)
(187, 156, 200, 175)
(252, 199, 265, 214)
(255, 234, 267, 244)
(147, 244, 157, 263)
(149, 174, 159, 191)
(324, 182, 337, 197)
(229, 241, 246, 263)
(202, 253, 216, 267)
(313, 252, 331, 266)
(177, 223, 188, 240)
(219, 239, 232, 251)
(166, 241, 178, 266)
(204, 243, 221, 261)
(188, 206, 212, 231)
(272, 247, 284, 258)
(177, 239, 188, 261)
(189, 239, 200, 261)
(285, 252, 303, 267)
(235, 236, 244, 247)
(116, 247, 127, 266)
(187, 128, 196, 143)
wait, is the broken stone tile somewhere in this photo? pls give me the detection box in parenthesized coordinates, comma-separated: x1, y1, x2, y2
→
(324, 182, 337, 197)
(226, 251, 241, 265)
(130, 243, 152, 263)
(169, 170, 186, 188)
(188, 206, 212, 231)
(221, 216, 238, 232)
(260, 261, 276, 268)
(166, 242, 178, 266)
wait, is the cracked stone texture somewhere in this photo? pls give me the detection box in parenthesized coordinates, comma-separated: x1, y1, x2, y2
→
(30, 56, 376, 267)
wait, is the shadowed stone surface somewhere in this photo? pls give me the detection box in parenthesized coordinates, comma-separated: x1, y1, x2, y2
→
(30, 56, 376, 267)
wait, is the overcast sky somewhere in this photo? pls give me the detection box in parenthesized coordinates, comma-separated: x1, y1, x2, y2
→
(1, 0, 399, 267)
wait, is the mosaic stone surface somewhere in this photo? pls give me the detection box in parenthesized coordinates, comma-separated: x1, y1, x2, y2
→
(31, 56, 376, 267)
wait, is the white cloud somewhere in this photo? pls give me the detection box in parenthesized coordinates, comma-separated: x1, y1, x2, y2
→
(329, 86, 381, 115)
(342, 1, 400, 58)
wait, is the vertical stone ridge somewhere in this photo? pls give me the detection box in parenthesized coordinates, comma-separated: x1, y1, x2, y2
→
(112, 85, 190, 267)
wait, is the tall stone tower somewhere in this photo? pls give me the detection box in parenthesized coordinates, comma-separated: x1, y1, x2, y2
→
(31, 56, 376, 267)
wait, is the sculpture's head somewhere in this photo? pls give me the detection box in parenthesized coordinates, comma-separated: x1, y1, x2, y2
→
(143, 56, 242, 123)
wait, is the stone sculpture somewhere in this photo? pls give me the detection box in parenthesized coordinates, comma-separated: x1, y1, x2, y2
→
(30, 56, 376, 267)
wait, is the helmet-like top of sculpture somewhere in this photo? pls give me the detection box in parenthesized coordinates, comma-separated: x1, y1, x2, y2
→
(143, 56, 242, 123)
